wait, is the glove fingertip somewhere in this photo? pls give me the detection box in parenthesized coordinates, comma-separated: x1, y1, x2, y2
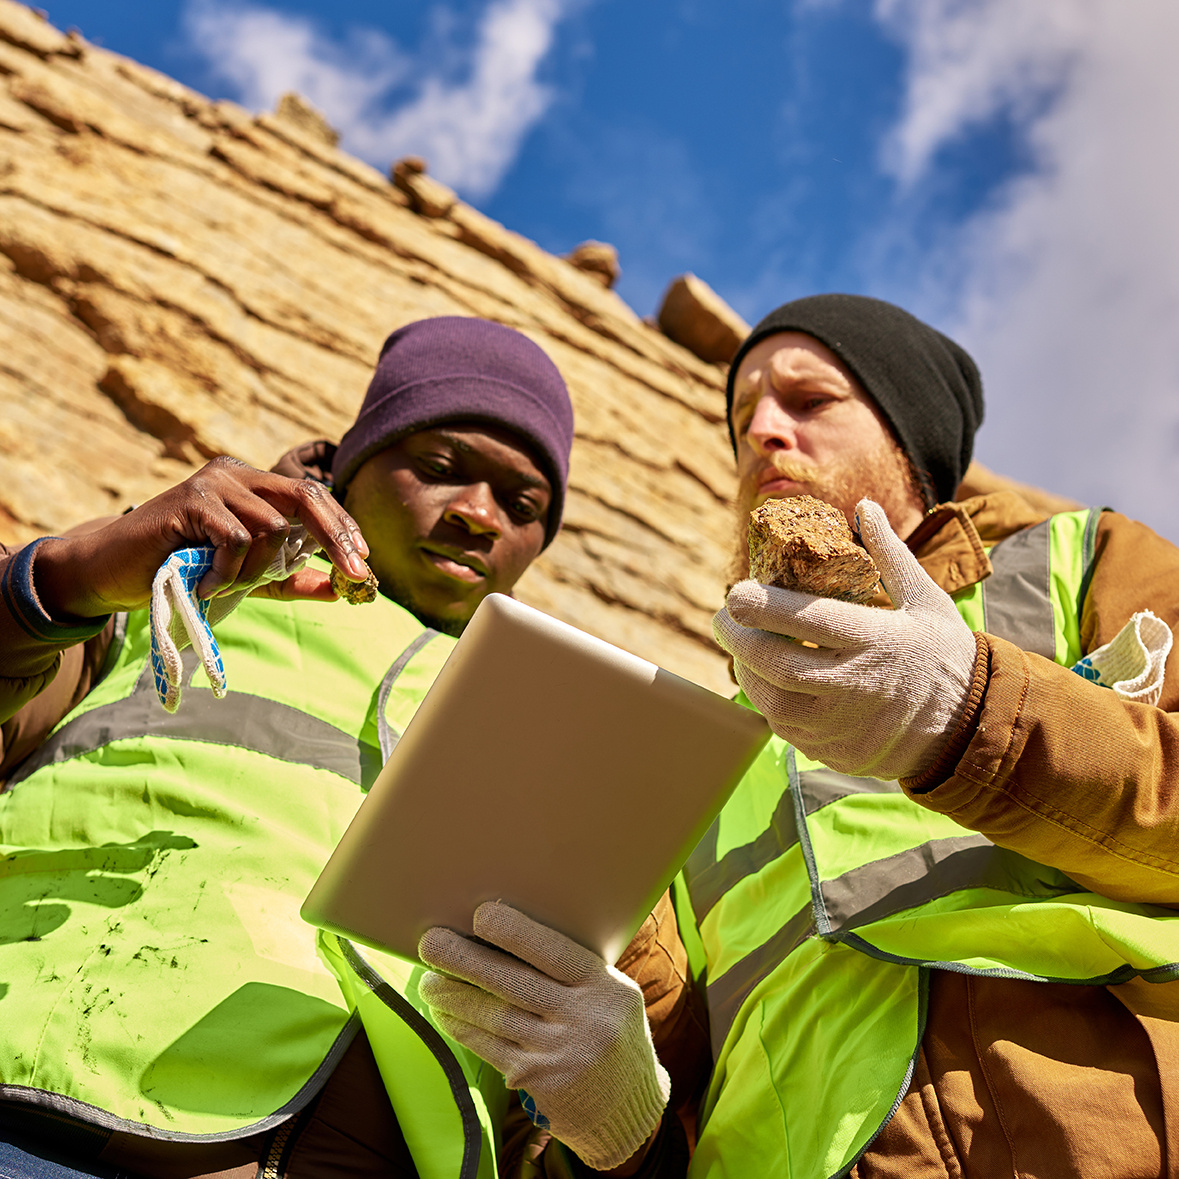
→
(712, 606, 739, 651)
(417, 968, 445, 999)
(418, 924, 461, 967)
(474, 901, 598, 983)
(725, 578, 767, 615)
(853, 498, 890, 547)
(473, 899, 547, 947)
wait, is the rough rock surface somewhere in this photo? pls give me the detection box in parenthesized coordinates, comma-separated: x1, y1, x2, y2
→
(748, 496, 880, 603)
(657, 273, 751, 365)
(564, 240, 620, 289)
(0, 2, 740, 691)
(0, 3, 1080, 694)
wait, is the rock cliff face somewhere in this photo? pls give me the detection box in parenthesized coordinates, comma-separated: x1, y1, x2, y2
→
(0, 3, 1078, 694)
(0, 2, 740, 690)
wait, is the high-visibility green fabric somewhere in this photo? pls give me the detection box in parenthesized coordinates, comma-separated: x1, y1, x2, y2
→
(0, 584, 503, 1179)
(684, 509, 1179, 1179)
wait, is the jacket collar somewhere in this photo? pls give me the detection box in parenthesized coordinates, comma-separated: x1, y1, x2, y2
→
(901, 491, 1051, 596)
(270, 439, 337, 488)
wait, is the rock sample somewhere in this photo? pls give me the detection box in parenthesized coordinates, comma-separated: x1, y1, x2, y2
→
(657, 273, 751, 365)
(748, 496, 880, 603)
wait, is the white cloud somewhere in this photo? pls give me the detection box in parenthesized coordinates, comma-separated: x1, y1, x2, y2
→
(876, 0, 1179, 543)
(876, 0, 1082, 187)
(365, 0, 565, 198)
(183, 0, 575, 199)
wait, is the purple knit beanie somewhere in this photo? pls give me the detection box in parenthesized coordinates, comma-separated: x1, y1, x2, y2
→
(333, 317, 575, 548)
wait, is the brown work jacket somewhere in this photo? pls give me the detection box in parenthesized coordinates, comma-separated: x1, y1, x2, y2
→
(859, 492, 1179, 1177)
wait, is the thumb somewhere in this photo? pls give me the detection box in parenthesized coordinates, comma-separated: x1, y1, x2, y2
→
(854, 498, 936, 610)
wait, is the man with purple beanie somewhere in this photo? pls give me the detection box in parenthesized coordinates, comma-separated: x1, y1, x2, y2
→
(0, 317, 587, 1178)
(287, 315, 574, 634)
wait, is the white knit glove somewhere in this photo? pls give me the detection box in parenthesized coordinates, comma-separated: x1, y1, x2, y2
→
(713, 498, 979, 781)
(149, 524, 319, 712)
(1072, 610, 1173, 706)
(418, 902, 670, 1172)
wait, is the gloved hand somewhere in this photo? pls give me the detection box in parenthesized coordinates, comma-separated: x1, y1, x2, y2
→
(150, 524, 319, 712)
(418, 902, 670, 1172)
(713, 497, 980, 781)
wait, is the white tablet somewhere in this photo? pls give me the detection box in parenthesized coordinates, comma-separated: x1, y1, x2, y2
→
(301, 593, 769, 964)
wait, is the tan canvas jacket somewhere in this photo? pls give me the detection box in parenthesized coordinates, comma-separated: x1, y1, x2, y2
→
(859, 492, 1179, 1178)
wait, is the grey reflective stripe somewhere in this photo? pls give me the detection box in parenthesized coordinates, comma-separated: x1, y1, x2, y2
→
(820, 835, 998, 933)
(796, 767, 903, 811)
(7, 657, 371, 788)
(684, 799, 793, 927)
(685, 769, 899, 925)
(340, 938, 482, 1179)
(822, 835, 1081, 935)
(376, 628, 441, 762)
(981, 519, 1055, 658)
(0, 1013, 361, 1143)
(7, 632, 438, 791)
(795, 761, 1065, 941)
(703, 831, 1078, 1057)
(705, 901, 814, 1059)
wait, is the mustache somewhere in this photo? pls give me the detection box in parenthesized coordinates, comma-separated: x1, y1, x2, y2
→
(761, 453, 813, 483)
(737, 453, 815, 506)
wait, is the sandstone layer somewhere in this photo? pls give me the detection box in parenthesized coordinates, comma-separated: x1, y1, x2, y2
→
(0, 2, 1078, 694)
(0, 1, 744, 690)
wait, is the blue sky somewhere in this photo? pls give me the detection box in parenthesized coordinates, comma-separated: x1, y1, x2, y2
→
(41, 0, 1179, 543)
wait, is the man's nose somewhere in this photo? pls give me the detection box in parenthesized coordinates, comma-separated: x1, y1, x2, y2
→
(443, 484, 503, 538)
(745, 395, 798, 455)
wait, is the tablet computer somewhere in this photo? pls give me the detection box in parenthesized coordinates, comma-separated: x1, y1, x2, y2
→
(301, 593, 770, 964)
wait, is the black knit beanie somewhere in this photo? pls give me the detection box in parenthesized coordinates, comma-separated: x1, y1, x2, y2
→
(725, 293, 984, 505)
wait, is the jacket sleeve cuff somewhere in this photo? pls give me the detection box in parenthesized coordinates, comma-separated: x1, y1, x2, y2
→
(903, 630, 991, 795)
(1, 539, 112, 644)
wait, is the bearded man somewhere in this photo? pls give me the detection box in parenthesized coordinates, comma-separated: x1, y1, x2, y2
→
(420, 294, 1179, 1179)
(700, 293, 1179, 1177)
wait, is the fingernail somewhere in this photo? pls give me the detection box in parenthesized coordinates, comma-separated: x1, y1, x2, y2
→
(352, 529, 369, 558)
(347, 553, 370, 581)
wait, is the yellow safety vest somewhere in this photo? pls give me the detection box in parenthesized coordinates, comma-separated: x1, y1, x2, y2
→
(679, 510, 1179, 1177)
(0, 579, 504, 1179)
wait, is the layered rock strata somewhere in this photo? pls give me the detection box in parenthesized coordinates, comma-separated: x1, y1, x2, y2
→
(0, 1, 740, 690)
(0, 2, 1079, 692)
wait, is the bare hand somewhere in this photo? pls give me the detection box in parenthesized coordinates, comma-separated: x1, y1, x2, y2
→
(33, 457, 371, 619)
